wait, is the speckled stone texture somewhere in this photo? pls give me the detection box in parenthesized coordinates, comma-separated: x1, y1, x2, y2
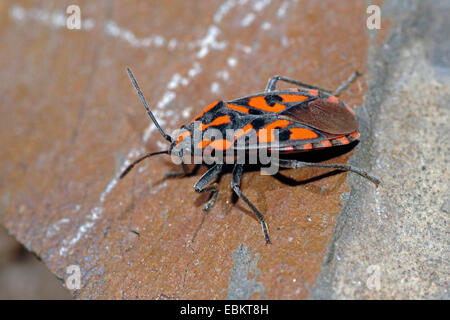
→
(311, 0, 449, 299)
(0, 0, 447, 299)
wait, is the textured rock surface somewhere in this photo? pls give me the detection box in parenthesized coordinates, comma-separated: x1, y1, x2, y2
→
(0, 0, 447, 300)
(311, 0, 449, 299)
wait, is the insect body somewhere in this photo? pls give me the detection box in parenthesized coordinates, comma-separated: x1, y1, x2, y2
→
(121, 69, 380, 244)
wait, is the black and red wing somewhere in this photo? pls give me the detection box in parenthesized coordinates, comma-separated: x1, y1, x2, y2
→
(230, 115, 326, 151)
(228, 91, 315, 114)
(226, 90, 358, 150)
(191, 91, 359, 152)
(228, 90, 357, 134)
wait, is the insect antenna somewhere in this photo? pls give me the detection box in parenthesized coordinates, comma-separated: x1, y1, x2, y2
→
(120, 150, 169, 179)
(127, 68, 173, 143)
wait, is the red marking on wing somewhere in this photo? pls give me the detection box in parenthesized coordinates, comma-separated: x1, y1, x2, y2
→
(227, 103, 249, 114)
(199, 115, 231, 131)
(327, 95, 339, 104)
(175, 131, 192, 146)
(209, 139, 233, 150)
(248, 96, 286, 112)
(197, 139, 212, 149)
(279, 94, 309, 103)
(289, 128, 319, 140)
(335, 136, 350, 145)
(349, 131, 360, 139)
(194, 100, 220, 120)
(258, 120, 291, 143)
(234, 123, 254, 140)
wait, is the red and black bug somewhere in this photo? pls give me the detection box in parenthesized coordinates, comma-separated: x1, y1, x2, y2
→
(121, 68, 380, 244)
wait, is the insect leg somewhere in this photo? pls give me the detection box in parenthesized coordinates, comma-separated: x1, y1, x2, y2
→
(194, 163, 224, 212)
(333, 71, 362, 96)
(278, 159, 380, 186)
(231, 163, 271, 244)
(265, 75, 333, 94)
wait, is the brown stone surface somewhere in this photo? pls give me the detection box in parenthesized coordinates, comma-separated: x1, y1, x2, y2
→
(0, 1, 377, 299)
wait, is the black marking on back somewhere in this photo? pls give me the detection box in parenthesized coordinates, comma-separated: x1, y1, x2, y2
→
(279, 129, 291, 141)
(231, 97, 250, 106)
(248, 108, 264, 115)
(251, 117, 268, 130)
(264, 94, 282, 106)
(200, 101, 225, 124)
